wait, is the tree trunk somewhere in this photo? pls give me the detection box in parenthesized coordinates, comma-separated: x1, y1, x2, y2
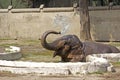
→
(79, 0, 92, 41)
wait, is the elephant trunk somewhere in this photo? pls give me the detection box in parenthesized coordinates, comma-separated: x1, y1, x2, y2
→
(41, 30, 61, 50)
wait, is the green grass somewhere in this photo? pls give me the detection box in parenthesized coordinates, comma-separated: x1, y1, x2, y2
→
(0, 39, 61, 62)
(0, 43, 19, 47)
(108, 42, 120, 47)
(22, 40, 40, 45)
(20, 52, 60, 62)
(88, 71, 104, 75)
(20, 50, 60, 62)
(0, 40, 40, 47)
(0, 40, 120, 62)
(112, 62, 120, 67)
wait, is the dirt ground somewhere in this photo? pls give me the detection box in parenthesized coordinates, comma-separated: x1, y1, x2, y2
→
(0, 40, 120, 80)
(0, 69, 120, 80)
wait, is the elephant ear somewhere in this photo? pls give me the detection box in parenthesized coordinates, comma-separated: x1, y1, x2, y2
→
(62, 45, 70, 54)
(53, 45, 70, 58)
(53, 51, 58, 57)
(71, 45, 81, 49)
(67, 53, 85, 62)
(56, 40, 67, 50)
(67, 53, 75, 59)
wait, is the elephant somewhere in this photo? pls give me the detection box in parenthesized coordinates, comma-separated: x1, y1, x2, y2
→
(41, 30, 120, 62)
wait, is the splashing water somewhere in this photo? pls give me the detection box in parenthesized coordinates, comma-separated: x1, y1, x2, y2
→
(54, 14, 70, 34)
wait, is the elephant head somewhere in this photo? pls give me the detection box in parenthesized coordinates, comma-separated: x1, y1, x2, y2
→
(41, 30, 85, 62)
(41, 30, 72, 51)
(41, 30, 72, 56)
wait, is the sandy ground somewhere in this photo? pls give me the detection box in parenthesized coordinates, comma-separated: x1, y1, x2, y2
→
(0, 70, 120, 80)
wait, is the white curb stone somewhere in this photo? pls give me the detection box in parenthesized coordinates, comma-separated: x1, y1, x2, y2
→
(86, 55, 110, 73)
(0, 67, 69, 75)
(0, 46, 22, 60)
(0, 55, 115, 75)
(91, 53, 120, 62)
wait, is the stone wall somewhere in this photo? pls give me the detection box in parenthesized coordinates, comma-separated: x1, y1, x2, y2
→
(0, 7, 80, 40)
(0, 7, 120, 41)
(90, 9, 120, 41)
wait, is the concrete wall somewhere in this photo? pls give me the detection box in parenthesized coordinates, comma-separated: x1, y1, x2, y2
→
(0, 7, 120, 41)
(0, 8, 80, 40)
(90, 10, 120, 41)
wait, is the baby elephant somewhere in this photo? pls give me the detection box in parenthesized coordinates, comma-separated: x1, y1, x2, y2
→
(41, 30, 120, 62)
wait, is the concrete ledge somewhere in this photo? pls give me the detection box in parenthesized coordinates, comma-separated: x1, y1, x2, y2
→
(11, 8, 40, 13)
(0, 46, 22, 60)
(0, 9, 8, 13)
(91, 53, 120, 62)
(0, 55, 114, 75)
(0, 52, 22, 60)
(7, 7, 74, 13)
(43, 7, 73, 12)
(0, 66, 69, 75)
